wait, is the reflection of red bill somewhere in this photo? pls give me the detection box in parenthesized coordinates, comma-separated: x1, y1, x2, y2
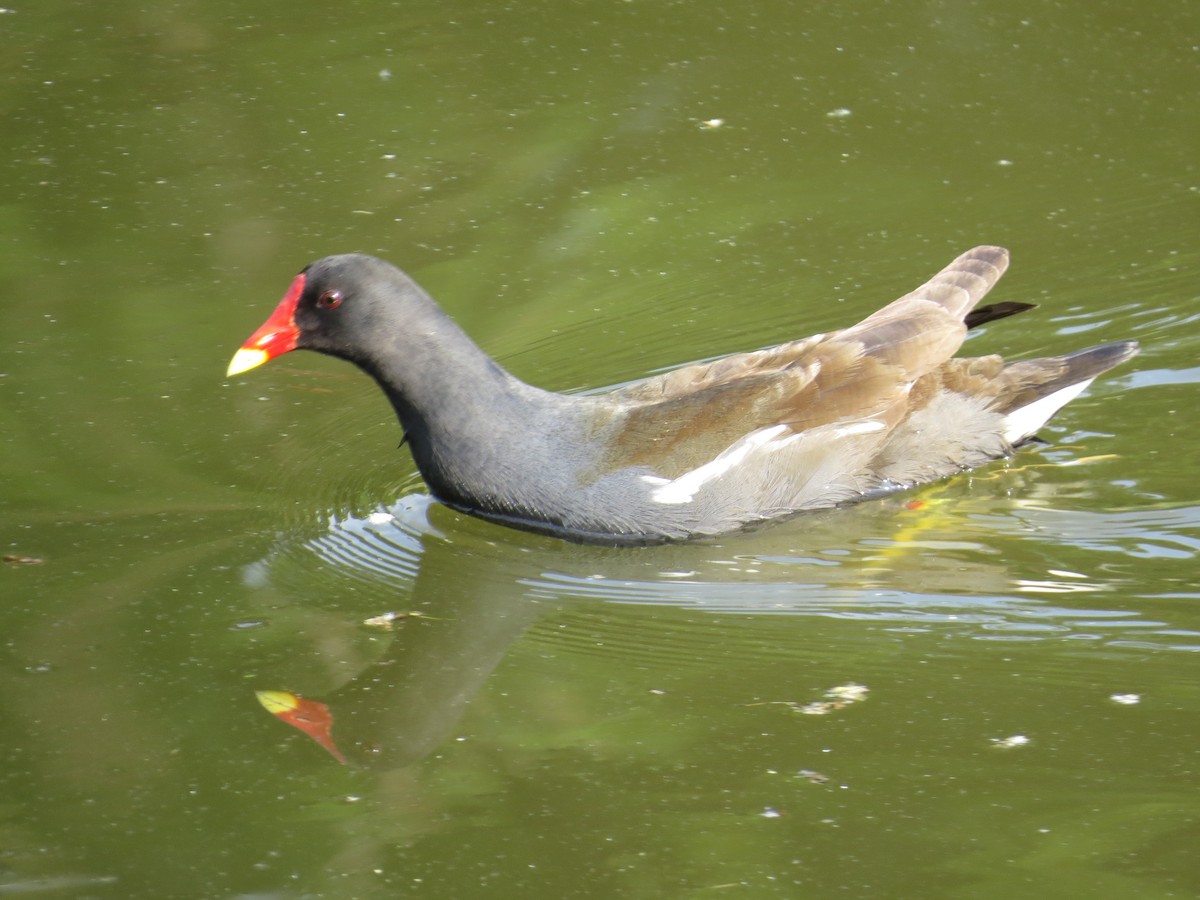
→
(256, 689, 347, 765)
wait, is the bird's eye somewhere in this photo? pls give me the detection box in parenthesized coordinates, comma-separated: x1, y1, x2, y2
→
(317, 289, 344, 310)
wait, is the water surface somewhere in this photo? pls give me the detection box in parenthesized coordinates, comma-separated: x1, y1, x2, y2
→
(2, 1, 1198, 897)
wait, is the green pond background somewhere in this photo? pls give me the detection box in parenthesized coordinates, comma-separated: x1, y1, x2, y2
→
(3, 0, 1198, 897)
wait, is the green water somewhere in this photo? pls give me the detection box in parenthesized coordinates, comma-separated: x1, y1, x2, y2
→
(2, 1, 1198, 897)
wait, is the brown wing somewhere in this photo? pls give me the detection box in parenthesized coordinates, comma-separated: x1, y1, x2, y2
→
(598, 246, 1011, 477)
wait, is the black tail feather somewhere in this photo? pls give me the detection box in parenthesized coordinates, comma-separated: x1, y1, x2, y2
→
(965, 301, 1037, 330)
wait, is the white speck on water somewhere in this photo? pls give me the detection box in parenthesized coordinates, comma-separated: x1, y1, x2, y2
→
(1110, 693, 1141, 705)
(991, 734, 1030, 749)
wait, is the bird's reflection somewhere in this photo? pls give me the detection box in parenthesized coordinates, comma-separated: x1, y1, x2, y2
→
(246, 464, 1182, 770)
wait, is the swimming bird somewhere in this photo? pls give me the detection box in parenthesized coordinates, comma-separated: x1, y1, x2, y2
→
(227, 246, 1138, 543)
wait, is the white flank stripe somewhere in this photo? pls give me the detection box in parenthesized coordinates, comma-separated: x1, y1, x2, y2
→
(644, 418, 888, 505)
(1002, 379, 1095, 443)
(832, 420, 887, 438)
(649, 424, 792, 504)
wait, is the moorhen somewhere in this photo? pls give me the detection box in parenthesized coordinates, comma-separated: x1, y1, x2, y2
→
(227, 246, 1138, 544)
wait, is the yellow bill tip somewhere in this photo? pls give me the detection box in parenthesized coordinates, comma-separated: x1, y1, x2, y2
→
(226, 347, 270, 378)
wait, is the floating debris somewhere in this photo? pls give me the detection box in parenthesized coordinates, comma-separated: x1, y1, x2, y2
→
(826, 684, 869, 703)
(2, 554, 44, 565)
(362, 610, 430, 631)
(759, 682, 869, 716)
(1110, 693, 1141, 705)
(797, 769, 830, 785)
(699, 117, 725, 130)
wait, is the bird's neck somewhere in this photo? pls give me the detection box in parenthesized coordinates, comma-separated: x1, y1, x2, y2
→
(357, 309, 573, 511)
